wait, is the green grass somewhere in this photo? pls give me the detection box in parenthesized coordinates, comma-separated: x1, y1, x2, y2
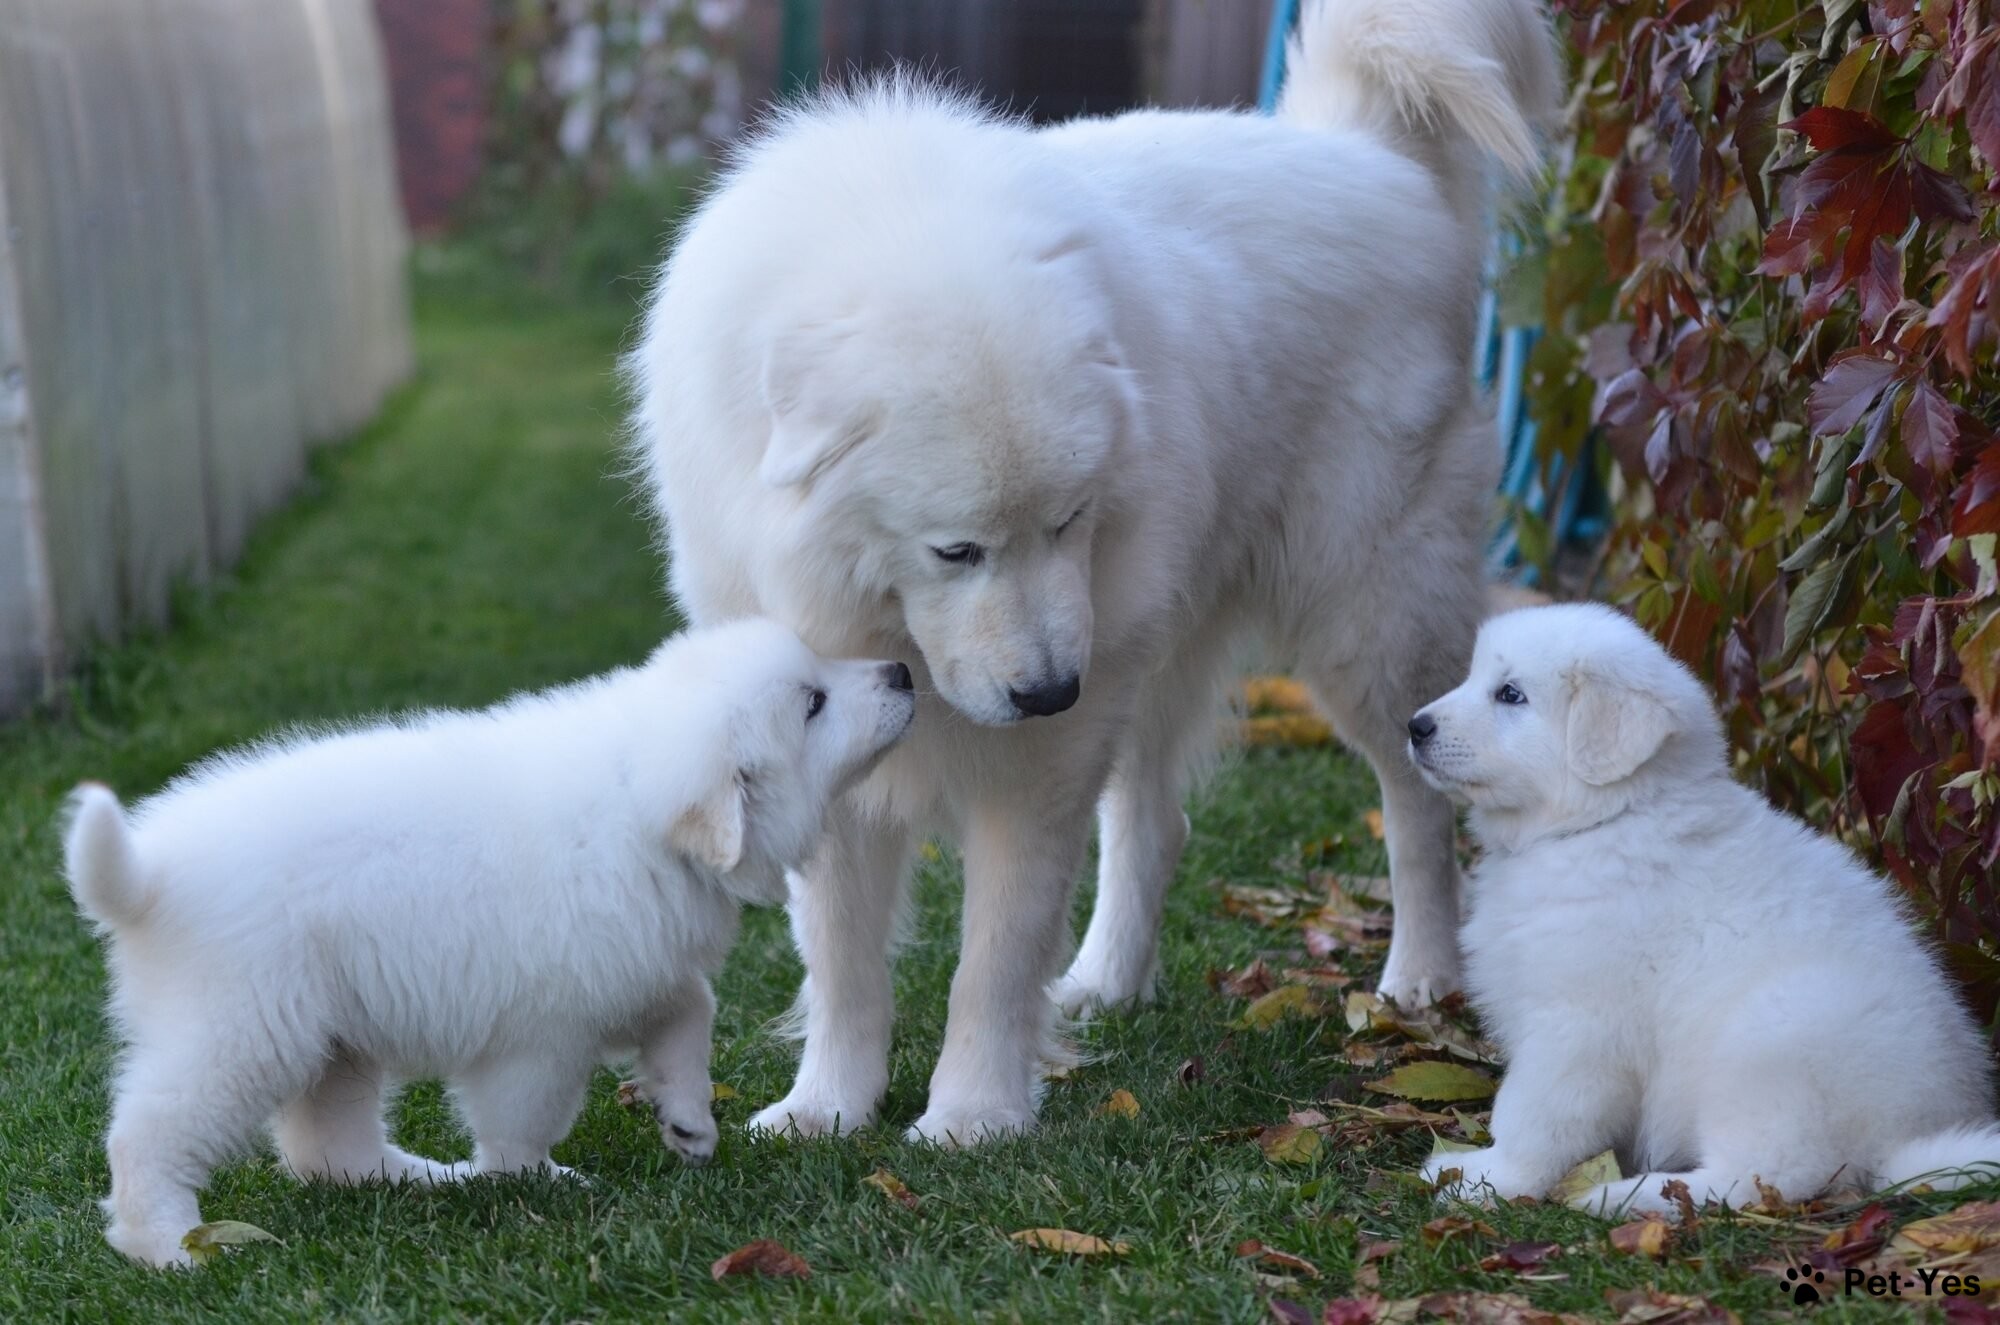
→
(1, 253, 1988, 1323)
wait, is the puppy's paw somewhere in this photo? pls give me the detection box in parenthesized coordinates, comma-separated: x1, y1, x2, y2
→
(1050, 961, 1156, 1019)
(661, 1115, 719, 1166)
(1421, 1146, 1513, 1206)
(1376, 946, 1463, 1009)
(747, 1095, 870, 1139)
(107, 1222, 197, 1271)
(905, 1103, 1035, 1148)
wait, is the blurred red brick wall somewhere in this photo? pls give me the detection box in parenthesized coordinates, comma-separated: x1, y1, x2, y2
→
(373, 0, 489, 233)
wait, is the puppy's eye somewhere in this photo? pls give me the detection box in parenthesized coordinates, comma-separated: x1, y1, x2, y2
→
(806, 688, 827, 721)
(1054, 503, 1088, 537)
(931, 543, 984, 566)
(1494, 683, 1527, 705)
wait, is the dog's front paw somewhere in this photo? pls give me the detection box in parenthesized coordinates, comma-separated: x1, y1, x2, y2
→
(107, 1220, 197, 1271)
(1377, 944, 1463, 1009)
(747, 1094, 870, 1139)
(1422, 1146, 1513, 1205)
(905, 1103, 1035, 1148)
(660, 1114, 719, 1166)
(1050, 960, 1156, 1019)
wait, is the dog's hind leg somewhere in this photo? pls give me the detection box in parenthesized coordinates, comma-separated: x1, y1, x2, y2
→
(630, 977, 719, 1165)
(103, 1040, 299, 1268)
(1053, 651, 1224, 1017)
(749, 807, 912, 1138)
(274, 1048, 464, 1185)
(454, 1054, 592, 1178)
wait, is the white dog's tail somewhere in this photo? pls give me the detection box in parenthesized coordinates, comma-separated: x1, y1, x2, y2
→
(1880, 1123, 2000, 1192)
(64, 783, 149, 930)
(1279, 0, 1561, 199)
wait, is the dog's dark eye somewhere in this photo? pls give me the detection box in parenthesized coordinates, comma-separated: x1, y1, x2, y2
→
(931, 542, 984, 566)
(806, 688, 827, 721)
(1494, 683, 1527, 705)
(1055, 504, 1088, 537)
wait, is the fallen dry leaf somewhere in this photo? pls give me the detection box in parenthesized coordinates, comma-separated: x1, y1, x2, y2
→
(1548, 1150, 1622, 1205)
(1259, 1123, 1324, 1165)
(1822, 1202, 1892, 1263)
(1451, 1109, 1492, 1144)
(711, 1082, 738, 1101)
(1178, 1055, 1206, 1086)
(1282, 965, 1356, 990)
(1602, 1286, 1739, 1324)
(710, 1239, 813, 1282)
(1009, 1227, 1131, 1256)
(1243, 675, 1317, 715)
(861, 1168, 919, 1210)
(1265, 1299, 1318, 1325)
(1659, 1178, 1698, 1226)
(180, 1220, 281, 1266)
(1409, 1290, 1594, 1324)
(1608, 1216, 1671, 1259)
(1363, 808, 1385, 840)
(1321, 1300, 1384, 1325)
(1234, 1238, 1322, 1278)
(1480, 1241, 1561, 1272)
(1220, 882, 1320, 927)
(1366, 1061, 1495, 1104)
(1210, 958, 1281, 999)
(1242, 713, 1334, 747)
(1421, 1215, 1498, 1246)
(1097, 1089, 1141, 1119)
(1890, 1200, 2000, 1257)
(1238, 983, 1323, 1030)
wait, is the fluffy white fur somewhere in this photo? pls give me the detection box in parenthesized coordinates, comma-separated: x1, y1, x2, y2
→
(1411, 603, 2000, 1214)
(628, 0, 1561, 1145)
(65, 619, 914, 1267)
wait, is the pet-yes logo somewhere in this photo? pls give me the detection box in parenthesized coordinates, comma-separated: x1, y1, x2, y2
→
(1778, 1260, 1981, 1307)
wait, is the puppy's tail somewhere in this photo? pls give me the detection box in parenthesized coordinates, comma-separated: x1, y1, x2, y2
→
(1880, 1123, 2000, 1193)
(1278, 0, 1561, 194)
(64, 783, 150, 930)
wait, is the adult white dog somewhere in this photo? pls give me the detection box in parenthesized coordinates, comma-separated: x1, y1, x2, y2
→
(65, 620, 913, 1267)
(1411, 603, 2000, 1212)
(630, 0, 1560, 1144)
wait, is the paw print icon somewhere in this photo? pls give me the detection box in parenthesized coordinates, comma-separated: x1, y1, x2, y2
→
(1782, 1263, 1828, 1306)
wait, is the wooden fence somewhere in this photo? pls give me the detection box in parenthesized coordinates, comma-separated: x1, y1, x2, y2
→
(0, 0, 412, 716)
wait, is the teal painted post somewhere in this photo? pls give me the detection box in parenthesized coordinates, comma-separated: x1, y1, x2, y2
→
(779, 0, 823, 100)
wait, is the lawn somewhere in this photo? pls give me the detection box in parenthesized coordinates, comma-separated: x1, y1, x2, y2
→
(1, 249, 1991, 1324)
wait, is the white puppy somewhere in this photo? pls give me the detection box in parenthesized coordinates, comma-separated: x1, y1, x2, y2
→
(64, 619, 914, 1267)
(628, 0, 1561, 1145)
(1411, 603, 2000, 1214)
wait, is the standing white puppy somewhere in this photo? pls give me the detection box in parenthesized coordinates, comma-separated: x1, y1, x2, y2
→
(630, 0, 1561, 1145)
(65, 619, 913, 1267)
(1410, 603, 2000, 1213)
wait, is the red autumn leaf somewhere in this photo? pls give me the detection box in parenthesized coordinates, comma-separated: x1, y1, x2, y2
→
(1911, 160, 1976, 224)
(1822, 1202, 1895, 1264)
(710, 1239, 813, 1282)
(1788, 106, 1903, 152)
(1808, 351, 1903, 435)
(1929, 242, 2000, 380)
(1479, 1240, 1562, 1272)
(1321, 1301, 1380, 1325)
(1955, 443, 2000, 537)
(1850, 697, 1934, 825)
(1902, 378, 1961, 472)
(1858, 237, 1904, 329)
(1267, 1300, 1316, 1325)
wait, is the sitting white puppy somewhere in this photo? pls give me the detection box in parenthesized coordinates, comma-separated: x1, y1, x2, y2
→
(64, 619, 914, 1267)
(1409, 602, 2000, 1214)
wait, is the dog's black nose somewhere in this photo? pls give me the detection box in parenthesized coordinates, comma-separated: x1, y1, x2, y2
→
(1407, 712, 1437, 745)
(1009, 674, 1080, 718)
(883, 661, 914, 692)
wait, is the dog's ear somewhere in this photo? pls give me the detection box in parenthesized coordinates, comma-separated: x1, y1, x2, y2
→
(1565, 667, 1677, 786)
(760, 326, 876, 488)
(668, 771, 746, 872)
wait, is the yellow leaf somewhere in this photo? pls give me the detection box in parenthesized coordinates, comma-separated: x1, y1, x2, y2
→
(1609, 1216, 1672, 1259)
(1237, 983, 1320, 1030)
(1241, 714, 1333, 748)
(862, 1168, 919, 1209)
(1362, 808, 1384, 840)
(1009, 1228, 1131, 1256)
(1428, 1133, 1479, 1159)
(1096, 1089, 1141, 1119)
(1259, 1123, 1323, 1165)
(1890, 1201, 2000, 1257)
(1242, 675, 1317, 715)
(1344, 989, 1386, 1032)
(711, 1082, 737, 1101)
(180, 1220, 281, 1266)
(1365, 1061, 1496, 1103)
(919, 840, 942, 863)
(1549, 1149, 1623, 1205)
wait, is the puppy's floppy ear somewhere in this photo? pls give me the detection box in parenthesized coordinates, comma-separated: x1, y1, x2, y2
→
(1564, 666, 1677, 786)
(668, 770, 746, 872)
(760, 324, 877, 488)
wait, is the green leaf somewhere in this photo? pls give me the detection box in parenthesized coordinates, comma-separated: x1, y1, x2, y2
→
(1779, 551, 1854, 666)
(1260, 1123, 1324, 1165)
(1778, 501, 1852, 574)
(1365, 1061, 1496, 1103)
(1549, 1150, 1623, 1206)
(181, 1220, 282, 1266)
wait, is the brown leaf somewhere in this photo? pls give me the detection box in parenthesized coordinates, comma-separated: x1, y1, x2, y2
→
(1480, 1241, 1561, 1272)
(861, 1168, 919, 1210)
(710, 1239, 813, 1282)
(1421, 1215, 1498, 1246)
(1266, 1300, 1318, 1325)
(1321, 1300, 1384, 1325)
(1821, 1202, 1891, 1263)
(1659, 1178, 1699, 1226)
(1235, 1238, 1322, 1278)
(1009, 1227, 1131, 1256)
(1259, 1123, 1324, 1165)
(1890, 1201, 2000, 1257)
(1362, 808, 1384, 840)
(1808, 350, 1901, 436)
(1177, 1055, 1206, 1086)
(1608, 1216, 1672, 1259)
(1211, 959, 1280, 999)
(1602, 1286, 1739, 1325)
(1903, 378, 1961, 472)
(1358, 1238, 1402, 1265)
(1238, 984, 1324, 1030)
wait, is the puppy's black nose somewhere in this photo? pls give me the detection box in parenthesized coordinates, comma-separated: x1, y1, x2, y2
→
(1407, 712, 1437, 745)
(1009, 674, 1080, 718)
(883, 661, 914, 692)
